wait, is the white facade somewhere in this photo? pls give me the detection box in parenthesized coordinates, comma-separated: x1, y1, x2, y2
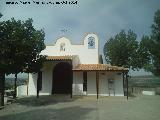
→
(28, 33, 125, 97)
(41, 34, 99, 65)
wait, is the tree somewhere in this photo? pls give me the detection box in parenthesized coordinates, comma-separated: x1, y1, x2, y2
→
(0, 13, 8, 106)
(103, 29, 140, 70)
(0, 18, 46, 105)
(141, 9, 160, 76)
(137, 36, 152, 69)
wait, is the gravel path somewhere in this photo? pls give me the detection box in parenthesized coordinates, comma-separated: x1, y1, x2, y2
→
(0, 95, 160, 120)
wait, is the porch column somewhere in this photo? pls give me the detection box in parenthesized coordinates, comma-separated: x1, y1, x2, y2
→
(37, 72, 40, 98)
(27, 73, 29, 96)
(70, 88, 72, 98)
(0, 73, 5, 106)
(37, 71, 42, 98)
(70, 60, 73, 98)
(70, 70, 73, 98)
(96, 72, 99, 99)
(126, 73, 129, 100)
(122, 72, 125, 96)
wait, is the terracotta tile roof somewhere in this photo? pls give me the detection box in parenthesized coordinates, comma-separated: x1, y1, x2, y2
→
(46, 56, 75, 60)
(73, 64, 128, 71)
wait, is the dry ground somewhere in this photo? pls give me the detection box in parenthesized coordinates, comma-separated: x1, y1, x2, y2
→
(0, 95, 160, 120)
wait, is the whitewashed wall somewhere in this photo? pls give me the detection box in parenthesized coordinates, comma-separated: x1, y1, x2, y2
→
(28, 34, 124, 96)
(99, 73, 109, 96)
(114, 74, 124, 96)
(87, 72, 96, 95)
(99, 72, 124, 96)
(29, 33, 99, 95)
(72, 55, 80, 68)
(29, 61, 72, 95)
(40, 67, 52, 95)
(28, 70, 124, 96)
(17, 85, 28, 96)
(87, 72, 124, 96)
(28, 73, 37, 95)
(41, 34, 99, 65)
(72, 72, 86, 95)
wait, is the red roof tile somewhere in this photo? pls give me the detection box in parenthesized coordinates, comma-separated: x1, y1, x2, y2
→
(73, 64, 128, 71)
(46, 56, 74, 60)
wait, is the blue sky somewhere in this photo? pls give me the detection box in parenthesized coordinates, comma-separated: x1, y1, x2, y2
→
(1, 0, 160, 76)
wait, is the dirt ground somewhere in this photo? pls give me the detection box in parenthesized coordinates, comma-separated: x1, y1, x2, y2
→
(0, 95, 160, 120)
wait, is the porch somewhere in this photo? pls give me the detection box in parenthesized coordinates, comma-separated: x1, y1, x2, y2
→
(28, 56, 129, 99)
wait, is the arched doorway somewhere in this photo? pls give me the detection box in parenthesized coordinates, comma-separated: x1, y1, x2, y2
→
(52, 62, 72, 94)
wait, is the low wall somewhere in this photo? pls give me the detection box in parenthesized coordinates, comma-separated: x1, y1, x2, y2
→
(128, 87, 160, 95)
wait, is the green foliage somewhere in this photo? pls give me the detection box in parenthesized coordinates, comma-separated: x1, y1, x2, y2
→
(0, 18, 46, 74)
(137, 36, 151, 69)
(103, 29, 140, 70)
(151, 10, 160, 42)
(26, 55, 46, 73)
(103, 9, 160, 74)
(141, 9, 160, 76)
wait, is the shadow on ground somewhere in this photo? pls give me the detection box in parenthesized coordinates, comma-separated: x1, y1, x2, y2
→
(15, 95, 87, 107)
(0, 106, 95, 120)
(15, 95, 134, 107)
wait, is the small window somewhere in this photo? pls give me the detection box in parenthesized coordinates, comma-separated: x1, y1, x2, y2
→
(83, 72, 87, 91)
(88, 36, 95, 49)
(60, 43, 65, 51)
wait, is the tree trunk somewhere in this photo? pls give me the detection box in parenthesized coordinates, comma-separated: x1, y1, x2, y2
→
(13, 73, 17, 98)
(37, 72, 39, 98)
(27, 73, 29, 95)
(0, 73, 5, 106)
(126, 73, 129, 100)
